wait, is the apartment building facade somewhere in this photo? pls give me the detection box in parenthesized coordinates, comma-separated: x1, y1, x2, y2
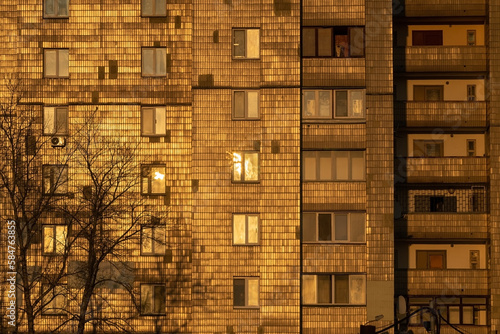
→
(0, 0, 497, 333)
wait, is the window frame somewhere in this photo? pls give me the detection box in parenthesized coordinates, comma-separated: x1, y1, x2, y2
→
(302, 27, 365, 58)
(233, 277, 260, 309)
(302, 89, 366, 120)
(140, 225, 166, 255)
(141, 47, 167, 77)
(302, 274, 366, 306)
(232, 28, 261, 60)
(42, 164, 68, 195)
(467, 139, 476, 157)
(43, 0, 69, 18)
(43, 106, 69, 135)
(43, 49, 69, 78)
(42, 284, 67, 315)
(42, 225, 68, 255)
(302, 212, 366, 243)
(141, 0, 167, 17)
(302, 150, 366, 181)
(232, 214, 260, 246)
(467, 85, 477, 101)
(141, 164, 167, 195)
(415, 250, 447, 269)
(232, 90, 260, 120)
(141, 106, 166, 136)
(140, 283, 166, 315)
(232, 151, 260, 183)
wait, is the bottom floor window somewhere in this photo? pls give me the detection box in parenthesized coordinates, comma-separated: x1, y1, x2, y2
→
(233, 277, 259, 308)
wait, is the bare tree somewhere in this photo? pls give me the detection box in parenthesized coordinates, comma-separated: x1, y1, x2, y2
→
(0, 76, 75, 334)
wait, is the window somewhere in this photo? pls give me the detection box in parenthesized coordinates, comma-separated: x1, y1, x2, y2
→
(302, 27, 364, 58)
(409, 297, 487, 326)
(303, 151, 365, 181)
(141, 225, 166, 255)
(43, 107, 68, 135)
(232, 152, 259, 182)
(467, 30, 476, 46)
(413, 85, 443, 101)
(467, 85, 476, 101)
(140, 284, 166, 315)
(416, 250, 446, 269)
(43, 0, 69, 18)
(42, 225, 67, 255)
(233, 214, 259, 245)
(42, 165, 68, 194)
(141, 0, 166, 16)
(303, 89, 365, 119)
(233, 91, 259, 119)
(233, 29, 260, 59)
(302, 212, 365, 243)
(44, 49, 69, 78)
(142, 48, 167, 77)
(141, 107, 166, 136)
(467, 139, 476, 156)
(302, 274, 366, 305)
(413, 140, 444, 157)
(141, 165, 166, 195)
(412, 30, 443, 46)
(470, 250, 480, 269)
(233, 277, 259, 308)
(42, 285, 67, 315)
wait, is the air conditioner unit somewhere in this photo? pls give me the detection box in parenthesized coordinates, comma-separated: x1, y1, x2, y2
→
(51, 136, 66, 147)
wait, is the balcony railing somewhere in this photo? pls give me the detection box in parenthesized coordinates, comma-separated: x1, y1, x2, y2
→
(302, 123, 366, 150)
(395, 269, 488, 295)
(395, 101, 487, 128)
(402, 0, 486, 17)
(303, 58, 365, 87)
(302, 182, 366, 211)
(395, 213, 488, 239)
(395, 46, 486, 72)
(404, 157, 488, 183)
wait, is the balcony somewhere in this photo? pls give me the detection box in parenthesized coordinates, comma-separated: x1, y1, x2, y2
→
(302, 182, 366, 211)
(303, 244, 367, 272)
(395, 101, 487, 128)
(303, 58, 365, 87)
(395, 269, 488, 295)
(402, 0, 486, 17)
(395, 213, 488, 239)
(394, 46, 486, 73)
(302, 123, 366, 150)
(302, 0, 364, 26)
(404, 157, 488, 183)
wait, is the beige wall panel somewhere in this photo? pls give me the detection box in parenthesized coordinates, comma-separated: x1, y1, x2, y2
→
(302, 123, 366, 150)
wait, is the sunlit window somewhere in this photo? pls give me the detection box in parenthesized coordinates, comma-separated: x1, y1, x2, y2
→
(43, 225, 67, 254)
(42, 165, 68, 195)
(233, 29, 260, 59)
(233, 277, 259, 307)
(233, 214, 259, 245)
(302, 274, 366, 305)
(43, 107, 68, 135)
(141, 165, 166, 195)
(233, 152, 259, 182)
(141, 225, 166, 255)
(44, 49, 69, 78)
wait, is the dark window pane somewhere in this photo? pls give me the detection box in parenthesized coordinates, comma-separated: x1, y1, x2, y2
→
(317, 275, 332, 303)
(335, 275, 349, 303)
(58, 0, 68, 16)
(234, 30, 246, 57)
(430, 196, 445, 212)
(318, 214, 331, 241)
(335, 215, 348, 241)
(443, 196, 457, 212)
(412, 30, 443, 46)
(335, 34, 349, 57)
(302, 28, 316, 57)
(154, 286, 166, 313)
(416, 251, 428, 269)
(156, 0, 166, 15)
(335, 91, 348, 117)
(234, 92, 245, 118)
(429, 254, 444, 269)
(233, 279, 245, 306)
(55, 108, 67, 134)
(317, 28, 332, 57)
(303, 213, 317, 242)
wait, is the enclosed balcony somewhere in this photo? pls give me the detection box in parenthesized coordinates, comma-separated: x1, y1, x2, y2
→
(404, 157, 488, 183)
(394, 46, 486, 72)
(396, 101, 487, 128)
(303, 58, 365, 87)
(402, 0, 486, 17)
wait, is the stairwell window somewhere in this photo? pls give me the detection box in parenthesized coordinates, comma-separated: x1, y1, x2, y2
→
(232, 152, 259, 182)
(233, 214, 259, 245)
(42, 165, 68, 195)
(43, 107, 68, 135)
(142, 48, 167, 77)
(44, 49, 69, 78)
(142, 0, 166, 16)
(233, 91, 259, 119)
(44, 0, 69, 18)
(233, 277, 259, 308)
(141, 107, 166, 136)
(42, 225, 67, 255)
(141, 165, 166, 195)
(141, 284, 166, 315)
(233, 29, 260, 59)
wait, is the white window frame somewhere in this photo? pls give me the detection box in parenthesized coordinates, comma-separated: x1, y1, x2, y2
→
(232, 28, 260, 59)
(302, 212, 365, 243)
(302, 89, 366, 119)
(44, 49, 69, 78)
(142, 48, 167, 77)
(141, 225, 166, 255)
(141, 165, 166, 195)
(43, 0, 69, 18)
(141, 107, 166, 136)
(43, 107, 68, 135)
(141, 0, 166, 17)
(302, 151, 365, 181)
(42, 285, 67, 315)
(233, 91, 260, 120)
(232, 214, 259, 245)
(233, 277, 260, 308)
(232, 151, 260, 183)
(42, 165, 68, 195)
(140, 284, 166, 315)
(42, 225, 68, 255)
(302, 274, 366, 305)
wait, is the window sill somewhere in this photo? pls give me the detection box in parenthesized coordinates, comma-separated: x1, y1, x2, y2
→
(302, 119, 366, 124)
(233, 306, 260, 310)
(302, 241, 366, 245)
(302, 303, 366, 307)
